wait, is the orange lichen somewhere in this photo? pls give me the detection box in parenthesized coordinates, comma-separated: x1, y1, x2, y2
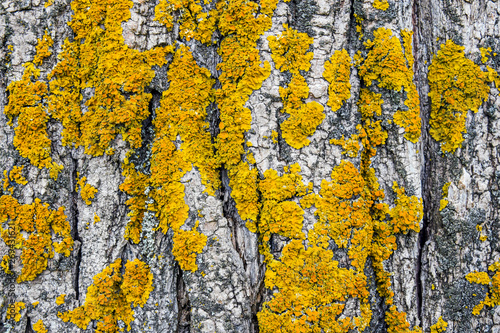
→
(76, 174, 98, 205)
(323, 49, 352, 112)
(33, 319, 48, 333)
(59, 258, 153, 332)
(430, 316, 448, 333)
(7, 302, 25, 322)
(0, 196, 73, 282)
(466, 260, 500, 315)
(428, 40, 491, 153)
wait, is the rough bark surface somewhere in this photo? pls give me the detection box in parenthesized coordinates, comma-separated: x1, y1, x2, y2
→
(0, 0, 499, 332)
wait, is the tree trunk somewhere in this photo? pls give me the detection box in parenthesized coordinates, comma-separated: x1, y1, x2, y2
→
(0, 0, 499, 332)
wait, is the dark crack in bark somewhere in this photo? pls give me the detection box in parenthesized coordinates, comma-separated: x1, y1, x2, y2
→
(176, 267, 191, 333)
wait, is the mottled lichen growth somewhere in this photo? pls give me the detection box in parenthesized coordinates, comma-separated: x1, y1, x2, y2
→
(59, 258, 153, 331)
(155, 0, 217, 44)
(119, 45, 216, 270)
(268, 25, 325, 149)
(4, 31, 62, 179)
(5, 0, 171, 164)
(428, 40, 491, 153)
(48, 0, 171, 156)
(258, 27, 423, 329)
(466, 260, 500, 315)
(358, 28, 421, 143)
(480, 47, 492, 64)
(0, 195, 73, 282)
(120, 155, 149, 244)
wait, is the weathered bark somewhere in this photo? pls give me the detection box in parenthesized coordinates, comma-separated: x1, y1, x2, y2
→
(0, 0, 499, 332)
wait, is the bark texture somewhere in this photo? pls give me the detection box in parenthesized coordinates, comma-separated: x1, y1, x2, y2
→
(0, 0, 499, 332)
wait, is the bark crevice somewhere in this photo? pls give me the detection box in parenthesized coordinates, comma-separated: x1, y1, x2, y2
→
(176, 267, 191, 333)
(70, 155, 82, 301)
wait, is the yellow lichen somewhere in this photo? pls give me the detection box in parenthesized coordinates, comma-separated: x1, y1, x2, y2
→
(466, 260, 500, 315)
(119, 154, 149, 244)
(330, 126, 362, 158)
(259, 28, 424, 330)
(439, 182, 450, 211)
(430, 316, 448, 333)
(155, 0, 217, 44)
(0, 196, 73, 282)
(55, 294, 66, 305)
(33, 319, 48, 333)
(358, 28, 421, 143)
(323, 49, 352, 112)
(7, 302, 25, 322)
(172, 221, 207, 272)
(33, 30, 53, 66)
(229, 161, 261, 222)
(122, 259, 154, 307)
(47, 0, 172, 156)
(76, 174, 98, 205)
(354, 14, 364, 40)
(373, 0, 389, 10)
(59, 258, 153, 331)
(269, 25, 325, 149)
(480, 47, 492, 64)
(4, 58, 62, 179)
(8, 166, 28, 185)
(1, 254, 11, 274)
(271, 130, 278, 143)
(428, 40, 491, 153)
